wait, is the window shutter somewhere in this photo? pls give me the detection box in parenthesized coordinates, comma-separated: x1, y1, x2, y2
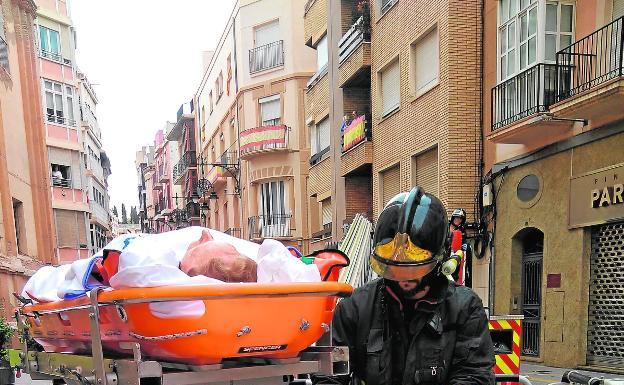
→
(381, 165, 401, 207)
(310, 125, 318, 154)
(322, 199, 332, 225)
(415, 28, 439, 93)
(255, 21, 280, 47)
(56, 210, 78, 247)
(260, 96, 280, 125)
(413, 147, 438, 196)
(381, 59, 400, 116)
(614, 0, 624, 19)
(318, 118, 330, 151)
(317, 35, 328, 70)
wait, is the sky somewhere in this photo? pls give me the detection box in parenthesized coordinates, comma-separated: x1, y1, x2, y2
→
(70, 0, 234, 212)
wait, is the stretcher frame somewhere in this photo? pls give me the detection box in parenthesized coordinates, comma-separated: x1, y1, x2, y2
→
(12, 288, 350, 385)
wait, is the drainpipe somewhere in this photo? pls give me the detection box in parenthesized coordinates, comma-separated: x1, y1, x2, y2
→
(232, 13, 245, 235)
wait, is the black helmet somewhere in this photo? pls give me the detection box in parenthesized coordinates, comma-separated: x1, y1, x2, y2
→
(371, 187, 448, 282)
(451, 208, 466, 225)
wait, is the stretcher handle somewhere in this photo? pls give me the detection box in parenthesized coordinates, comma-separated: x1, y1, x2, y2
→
(307, 249, 350, 281)
(562, 370, 603, 385)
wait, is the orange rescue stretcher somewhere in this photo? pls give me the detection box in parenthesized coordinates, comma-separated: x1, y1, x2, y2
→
(18, 250, 353, 366)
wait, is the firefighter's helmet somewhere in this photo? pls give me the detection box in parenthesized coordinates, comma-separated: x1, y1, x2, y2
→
(371, 187, 448, 282)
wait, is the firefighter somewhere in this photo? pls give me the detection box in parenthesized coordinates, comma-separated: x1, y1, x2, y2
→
(448, 208, 472, 286)
(332, 187, 494, 385)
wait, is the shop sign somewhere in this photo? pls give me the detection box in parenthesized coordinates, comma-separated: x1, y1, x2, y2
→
(569, 163, 624, 228)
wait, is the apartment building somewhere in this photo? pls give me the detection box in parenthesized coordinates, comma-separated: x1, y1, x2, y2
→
(0, 0, 56, 319)
(151, 125, 183, 233)
(77, 70, 112, 253)
(136, 146, 155, 233)
(303, 0, 374, 251)
(167, 101, 201, 227)
(36, 0, 96, 262)
(484, 0, 624, 369)
(194, 0, 316, 250)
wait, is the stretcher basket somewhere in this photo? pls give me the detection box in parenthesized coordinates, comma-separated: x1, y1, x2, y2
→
(18, 250, 352, 366)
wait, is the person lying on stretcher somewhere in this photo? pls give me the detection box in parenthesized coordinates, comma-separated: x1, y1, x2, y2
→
(22, 227, 322, 305)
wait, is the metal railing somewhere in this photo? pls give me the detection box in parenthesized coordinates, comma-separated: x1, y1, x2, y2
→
(556, 16, 624, 101)
(338, 16, 370, 64)
(225, 227, 242, 238)
(0, 36, 9, 72)
(261, 118, 281, 127)
(173, 151, 197, 183)
(312, 223, 332, 241)
(240, 125, 288, 156)
(248, 214, 292, 239)
(51, 176, 71, 188)
(491, 63, 557, 130)
(310, 146, 330, 166)
(341, 114, 372, 152)
(40, 49, 62, 62)
(220, 149, 238, 166)
(46, 113, 77, 127)
(249, 40, 284, 74)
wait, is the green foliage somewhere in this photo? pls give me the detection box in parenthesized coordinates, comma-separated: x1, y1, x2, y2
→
(0, 317, 14, 359)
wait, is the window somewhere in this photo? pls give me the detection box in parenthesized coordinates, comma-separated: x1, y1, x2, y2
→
(381, 165, 401, 208)
(321, 198, 332, 227)
(411, 146, 438, 196)
(499, 0, 537, 79)
(411, 27, 439, 96)
(379, 0, 398, 16)
(216, 71, 224, 100)
(51, 163, 71, 187)
(310, 117, 330, 158)
(0, 11, 9, 73)
(316, 34, 328, 71)
(545, 3, 574, 61)
(12, 199, 27, 254)
(39, 26, 61, 61)
(259, 180, 289, 237)
(44, 80, 75, 125)
(90, 224, 106, 252)
(259, 95, 281, 126)
(254, 20, 279, 47)
(517, 174, 540, 201)
(379, 58, 400, 117)
(209, 91, 213, 113)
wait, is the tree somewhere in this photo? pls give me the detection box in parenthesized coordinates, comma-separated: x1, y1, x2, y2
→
(121, 203, 128, 224)
(112, 206, 119, 218)
(130, 206, 139, 224)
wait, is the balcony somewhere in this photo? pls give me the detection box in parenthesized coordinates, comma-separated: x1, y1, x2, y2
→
(173, 150, 197, 185)
(304, 0, 326, 47)
(312, 223, 332, 242)
(341, 115, 373, 176)
(248, 214, 292, 240)
(167, 101, 194, 141)
(489, 63, 573, 144)
(338, 16, 371, 88)
(158, 165, 169, 183)
(239, 124, 289, 159)
(249, 40, 284, 74)
(225, 228, 242, 238)
(550, 16, 624, 128)
(47, 113, 77, 127)
(51, 175, 72, 188)
(206, 165, 227, 188)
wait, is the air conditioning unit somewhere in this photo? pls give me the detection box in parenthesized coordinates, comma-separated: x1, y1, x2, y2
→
(482, 183, 493, 207)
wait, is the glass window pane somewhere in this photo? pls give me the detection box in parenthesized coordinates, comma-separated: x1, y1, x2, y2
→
(510, 0, 518, 16)
(500, 0, 509, 22)
(508, 49, 516, 75)
(49, 30, 59, 54)
(521, 0, 528, 10)
(501, 55, 507, 79)
(560, 34, 572, 49)
(529, 7, 537, 35)
(54, 83, 62, 92)
(39, 27, 48, 51)
(521, 14, 528, 39)
(528, 37, 536, 63)
(508, 22, 516, 48)
(561, 5, 573, 33)
(500, 28, 507, 53)
(44, 80, 52, 90)
(45, 92, 54, 109)
(67, 97, 74, 121)
(520, 43, 527, 69)
(66, 86, 73, 95)
(545, 34, 556, 61)
(546, 3, 558, 32)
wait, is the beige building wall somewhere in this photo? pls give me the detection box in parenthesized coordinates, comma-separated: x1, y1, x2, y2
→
(0, 0, 56, 319)
(196, 0, 316, 250)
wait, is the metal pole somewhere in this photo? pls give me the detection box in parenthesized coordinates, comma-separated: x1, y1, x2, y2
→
(88, 287, 107, 385)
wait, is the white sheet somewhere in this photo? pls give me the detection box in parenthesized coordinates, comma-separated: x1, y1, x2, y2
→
(22, 227, 320, 318)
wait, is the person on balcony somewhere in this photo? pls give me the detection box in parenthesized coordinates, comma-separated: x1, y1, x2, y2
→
(51, 166, 63, 186)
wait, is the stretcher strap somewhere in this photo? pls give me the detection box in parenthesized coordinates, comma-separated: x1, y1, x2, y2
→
(129, 328, 208, 341)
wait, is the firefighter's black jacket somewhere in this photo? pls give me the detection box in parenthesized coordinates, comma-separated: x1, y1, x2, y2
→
(332, 276, 495, 385)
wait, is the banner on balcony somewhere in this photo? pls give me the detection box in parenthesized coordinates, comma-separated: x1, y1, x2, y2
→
(240, 125, 286, 154)
(342, 115, 366, 151)
(206, 166, 224, 185)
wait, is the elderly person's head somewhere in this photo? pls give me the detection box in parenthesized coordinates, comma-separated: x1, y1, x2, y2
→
(180, 230, 257, 282)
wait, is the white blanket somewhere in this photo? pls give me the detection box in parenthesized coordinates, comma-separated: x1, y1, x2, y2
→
(22, 227, 320, 317)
